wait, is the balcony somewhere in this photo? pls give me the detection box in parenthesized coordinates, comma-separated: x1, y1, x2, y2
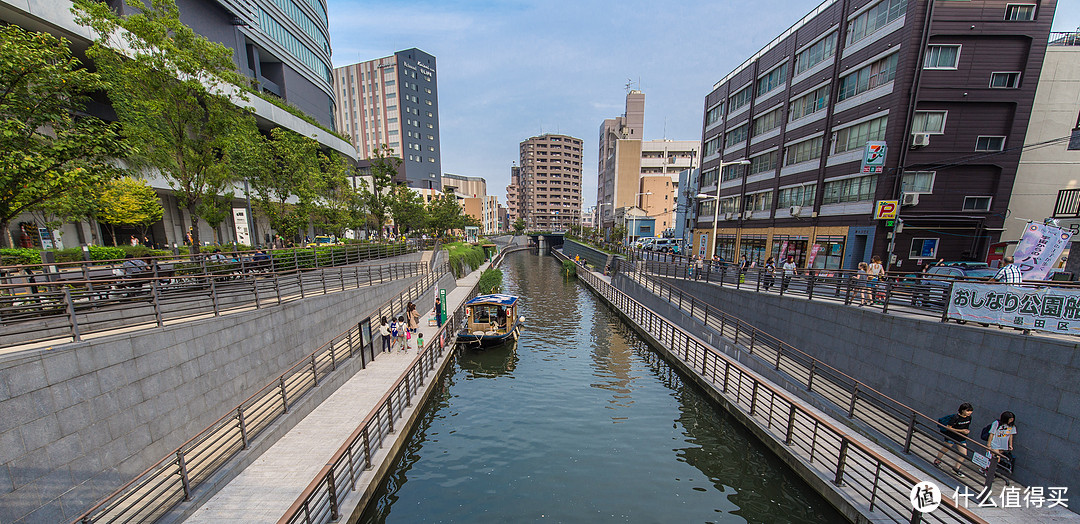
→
(1053, 188, 1080, 217)
(1049, 32, 1080, 46)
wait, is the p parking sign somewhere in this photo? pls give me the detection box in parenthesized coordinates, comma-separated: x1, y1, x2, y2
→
(874, 200, 899, 220)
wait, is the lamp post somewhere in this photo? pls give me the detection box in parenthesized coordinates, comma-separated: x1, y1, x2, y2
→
(696, 159, 750, 259)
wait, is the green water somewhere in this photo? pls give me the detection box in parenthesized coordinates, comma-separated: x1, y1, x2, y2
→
(358, 253, 844, 523)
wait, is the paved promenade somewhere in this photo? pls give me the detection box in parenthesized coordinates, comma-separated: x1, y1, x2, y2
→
(183, 262, 487, 523)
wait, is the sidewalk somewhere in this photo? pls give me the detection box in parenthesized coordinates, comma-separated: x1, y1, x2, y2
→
(183, 262, 488, 523)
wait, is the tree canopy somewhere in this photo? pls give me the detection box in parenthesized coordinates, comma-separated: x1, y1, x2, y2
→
(97, 176, 164, 245)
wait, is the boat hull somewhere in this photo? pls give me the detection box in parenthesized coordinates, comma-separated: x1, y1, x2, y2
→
(456, 323, 520, 348)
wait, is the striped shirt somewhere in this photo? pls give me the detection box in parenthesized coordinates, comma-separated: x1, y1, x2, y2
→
(994, 264, 1023, 284)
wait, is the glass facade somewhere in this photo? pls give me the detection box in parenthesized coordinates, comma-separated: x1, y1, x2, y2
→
(809, 235, 846, 270)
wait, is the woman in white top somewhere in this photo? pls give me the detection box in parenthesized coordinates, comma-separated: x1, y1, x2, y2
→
(867, 255, 885, 304)
(985, 411, 1017, 471)
(378, 316, 391, 353)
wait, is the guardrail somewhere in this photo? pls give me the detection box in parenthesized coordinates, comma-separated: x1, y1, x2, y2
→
(560, 252, 988, 523)
(0, 260, 428, 349)
(278, 264, 501, 524)
(619, 263, 1005, 495)
(73, 263, 450, 524)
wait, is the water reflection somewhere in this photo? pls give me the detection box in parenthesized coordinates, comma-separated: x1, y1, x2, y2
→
(458, 343, 518, 379)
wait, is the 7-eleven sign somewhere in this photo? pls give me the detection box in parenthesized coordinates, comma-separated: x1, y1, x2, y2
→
(861, 141, 887, 173)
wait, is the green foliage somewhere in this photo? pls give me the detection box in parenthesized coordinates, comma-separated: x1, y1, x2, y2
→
(358, 144, 399, 235)
(478, 268, 503, 294)
(445, 242, 485, 278)
(97, 176, 165, 246)
(248, 127, 320, 241)
(0, 24, 127, 247)
(195, 190, 234, 244)
(512, 218, 526, 235)
(0, 245, 162, 266)
(242, 86, 350, 144)
(313, 152, 363, 237)
(75, 0, 257, 252)
(561, 260, 578, 278)
(387, 183, 426, 236)
(426, 187, 464, 237)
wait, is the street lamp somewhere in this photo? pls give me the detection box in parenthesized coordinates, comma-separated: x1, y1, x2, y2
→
(696, 159, 750, 259)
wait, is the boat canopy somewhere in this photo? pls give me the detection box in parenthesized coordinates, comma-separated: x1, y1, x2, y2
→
(464, 294, 519, 307)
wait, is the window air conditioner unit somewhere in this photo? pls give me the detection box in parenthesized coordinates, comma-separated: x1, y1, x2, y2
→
(902, 193, 920, 206)
(789, 205, 802, 217)
(745, 210, 753, 219)
(724, 212, 733, 220)
(911, 133, 931, 147)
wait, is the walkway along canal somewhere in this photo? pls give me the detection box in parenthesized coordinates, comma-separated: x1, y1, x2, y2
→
(356, 252, 843, 523)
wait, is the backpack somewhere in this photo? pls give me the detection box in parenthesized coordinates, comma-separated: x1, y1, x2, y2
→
(390, 322, 399, 337)
(937, 414, 955, 434)
(980, 421, 996, 441)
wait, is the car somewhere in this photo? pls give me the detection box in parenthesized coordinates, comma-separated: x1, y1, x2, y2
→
(909, 264, 999, 314)
(646, 238, 680, 253)
(633, 237, 656, 249)
(307, 235, 339, 247)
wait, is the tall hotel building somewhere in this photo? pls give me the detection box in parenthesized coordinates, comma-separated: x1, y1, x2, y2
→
(333, 49, 443, 189)
(696, 0, 1057, 271)
(518, 134, 584, 230)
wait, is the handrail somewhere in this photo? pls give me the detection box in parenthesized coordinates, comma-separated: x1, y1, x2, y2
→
(617, 260, 1004, 494)
(277, 265, 497, 524)
(0, 260, 429, 349)
(560, 251, 987, 524)
(72, 262, 451, 524)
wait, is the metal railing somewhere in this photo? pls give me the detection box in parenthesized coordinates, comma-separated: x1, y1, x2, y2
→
(568, 259, 987, 523)
(1, 259, 428, 349)
(618, 262, 1005, 494)
(73, 263, 449, 524)
(1049, 32, 1080, 46)
(1053, 188, 1080, 217)
(278, 273, 491, 524)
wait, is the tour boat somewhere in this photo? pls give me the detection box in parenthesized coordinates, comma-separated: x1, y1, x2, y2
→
(457, 294, 524, 347)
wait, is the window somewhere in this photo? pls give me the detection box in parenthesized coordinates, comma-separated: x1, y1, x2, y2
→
(725, 123, 749, 148)
(729, 86, 753, 112)
(785, 136, 824, 165)
(909, 238, 939, 259)
(704, 136, 721, 157)
(721, 163, 745, 182)
(752, 107, 783, 136)
(963, 196, 992, 211)
(847, 0, 908, 45)
(1004, 4, 1036, 20)
(749, 151, 778, 175)
(822, 175, 877, 204)
(901, 171, 935, 193)
(990, 72, 1021, 88)
(778, 185, 817, 208)
(911, 111, 946, 134)
(838, 53, 898, 101)
(706, 104, 724, 126)
(720, 196, 741, 213)
(744, 191, 773, 212)
(789, 86, 829, 121)
(975, 136, 1006, 151)
(924, 45, 960, 69)
(834, 116, 888, 154)
(795, 33, 838, 75)
(701, 168, 719, 187)
(757, 63, 788, 97)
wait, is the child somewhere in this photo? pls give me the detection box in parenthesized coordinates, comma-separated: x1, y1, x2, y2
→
(388, 317, 400, 351)
(397, 315, 408, 352)
(417, 332, 424, 350)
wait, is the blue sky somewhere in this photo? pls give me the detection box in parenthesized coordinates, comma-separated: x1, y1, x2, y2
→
(327, 0, 1080, 206)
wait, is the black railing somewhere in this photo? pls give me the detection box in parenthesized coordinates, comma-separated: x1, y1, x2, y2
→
(1049, 32, 1080, 46)
(73, 263, 449, 524)
(560, 251, 988, 524)
(1053, 188, 1080, 218)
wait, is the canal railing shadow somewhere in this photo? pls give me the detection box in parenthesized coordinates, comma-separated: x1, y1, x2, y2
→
(557, 251, 987, 524)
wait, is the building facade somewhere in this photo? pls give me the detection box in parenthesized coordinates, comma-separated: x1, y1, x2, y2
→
(518, 134, 584, 231)
(674, 167, 701, 245)
(505, 165, 522, 225)
(443, 173, 487, 199)
(696, 0, 1057, 271)
(333, 48, 442, 189)
(597, 90, 646, 227)
(639, 139, 698, 234)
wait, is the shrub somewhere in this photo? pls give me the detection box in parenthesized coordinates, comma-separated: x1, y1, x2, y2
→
(446, 242, 485, 278)
(561, 260, 577, 278)
(478, 268, 503, 294)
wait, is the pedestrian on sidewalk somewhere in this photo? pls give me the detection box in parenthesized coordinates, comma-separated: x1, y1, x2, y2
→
(434, 296, 443, 327)
(417, 332, 424, 350)
(396, 315, 408, 352)
(695, 255, 704, 281)
(867, 255, 885, 303)
(934, 402, 974, 478)
(763, 257, 776, 291)
(389, 317, 401, 351)
(407, 302, 420, 348)
(982, 411, 1017, 474)
(379, 316, 391, 353)
(781, 255, 797, 292)
(856, 262, 871, 306)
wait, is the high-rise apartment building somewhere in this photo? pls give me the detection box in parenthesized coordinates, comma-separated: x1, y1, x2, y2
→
(597, 90, 645, 227)
(334, 49, 442, 189)
(518, 134, 584, 230)
(505, 165, 522, 224)
(696, 0, 1057, 271)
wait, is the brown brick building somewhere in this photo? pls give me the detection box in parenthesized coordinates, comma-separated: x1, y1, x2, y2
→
(517, 134, 584, 231)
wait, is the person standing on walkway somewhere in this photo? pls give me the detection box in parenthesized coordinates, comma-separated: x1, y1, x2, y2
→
(396, 315, 408, 352)
(434, 296, 443, 327)
(991, 256, 1023, 284)
(982, 410, 1017, 474)
(379, 316, 391, 353)
(388, 316, 400, 351)
(739, 255, 750, 284)
(867, 255, 885, 303)
(695, 255, 704, 281)
(934, 402, 974, 478)
(781, 255, 797, 292)
(763, 257, 776, 291)
(856, 262, 871, 306)
(407, 302, 420, 349)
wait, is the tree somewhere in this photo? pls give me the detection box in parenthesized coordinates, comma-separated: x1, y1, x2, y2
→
(512, 218, 526, 235)
(0, 25, 127, 247)
(313, 152, 363, 238)
(358, 144, 400, 237)
(426, 188, 464, 238)
(96, 177, 164, 246)
(249, 127, 320, 242)
(195, 191, 234, 245)
(386, 184, 426, 237)
(75, 0, 256, 253)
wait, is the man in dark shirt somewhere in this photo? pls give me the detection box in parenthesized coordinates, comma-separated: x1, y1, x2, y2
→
(934, 402, 974, 478)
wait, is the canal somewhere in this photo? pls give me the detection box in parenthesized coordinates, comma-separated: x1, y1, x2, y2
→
(359, 252, 844, 523)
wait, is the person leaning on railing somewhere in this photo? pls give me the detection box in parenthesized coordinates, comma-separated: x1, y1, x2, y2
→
(990, 256, 1023, 285)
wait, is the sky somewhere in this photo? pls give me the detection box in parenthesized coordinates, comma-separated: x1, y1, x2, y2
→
(327, 0, 1080, 207)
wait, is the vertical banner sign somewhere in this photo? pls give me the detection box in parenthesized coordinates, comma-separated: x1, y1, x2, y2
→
(807, 243, 823, 267)
(439, 288, 447, 324)
(233, 208, 251, 246)
(779, 241, 789, 260)
(1013, 222, 1073, 280)
(698, 233, 708, 258)
(861, 141, 887, 174)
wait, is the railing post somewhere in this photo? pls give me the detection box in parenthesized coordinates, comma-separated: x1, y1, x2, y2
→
(834, 438, 849, 485)
(807, 362, 816, 391)
(150, 278, 164, 327)
(941, 282, 954, 322)
(387, 398, 395, 433)
(209, 278, 220, 316)
(807, 272, 816, 300)
(774, 342, 783, 370)
(298, 269, 306, 298)
(750, 382, 759, 415)
(238, 407, 249, 449)
(902, 411, 917, 453)
(280, 376, 289, 412)
(311, 355, 319, 387)
(847, 384, 859, 417)
(63, 288, 81, 342)
(252, 273, 261, 310)
(274, 272, 283, 305)
(327, 471, 340, 521)
(882, 281, 893, 314)
(363, 429, 373, 469)
(177, 449, 192, 501)
(785, 404, 797, 445)
(748, 329, 756, 355)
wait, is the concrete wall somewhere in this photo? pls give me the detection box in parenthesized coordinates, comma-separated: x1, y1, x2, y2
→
(658, 277, 1080, 493)
(562, 239, 621, 274)
(0, 267, 436, 523)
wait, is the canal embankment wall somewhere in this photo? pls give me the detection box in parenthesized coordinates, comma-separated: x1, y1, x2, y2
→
(0, 256, 446, 523)
(563, 239, 621, 274)
(655, 275, 1080, 494)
